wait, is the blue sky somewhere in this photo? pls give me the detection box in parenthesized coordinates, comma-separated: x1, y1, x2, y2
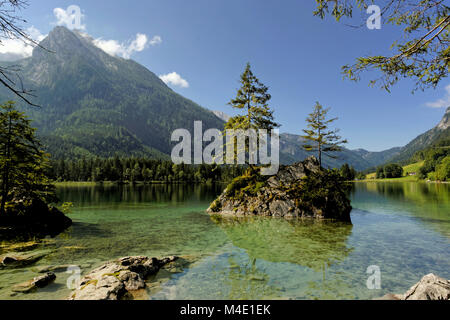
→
(6, 0, 450, 151)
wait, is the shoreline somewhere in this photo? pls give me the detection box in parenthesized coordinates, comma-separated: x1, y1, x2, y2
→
(353, 179, 449, 184)
(53, 181, 229, 187)
(54, 180, 449, 187)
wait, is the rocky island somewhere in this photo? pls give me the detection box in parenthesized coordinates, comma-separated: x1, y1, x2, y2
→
(0, 198, 72, 241)
(207, 157, 352, 222)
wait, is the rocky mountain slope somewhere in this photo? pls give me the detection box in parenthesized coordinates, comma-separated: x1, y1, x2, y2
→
(0, 26, 224, 159)
(388, 107, 450, 164)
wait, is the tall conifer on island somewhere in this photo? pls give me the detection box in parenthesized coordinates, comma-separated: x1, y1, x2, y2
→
(301, 102, 348, 168)
(0, 101, 56, 215)
(225, 63, 279, 167)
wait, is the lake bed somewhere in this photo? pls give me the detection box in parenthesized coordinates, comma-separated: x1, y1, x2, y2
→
(0, 182, 449, 300)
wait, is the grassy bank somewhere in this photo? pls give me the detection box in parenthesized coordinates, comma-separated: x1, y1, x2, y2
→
(361, 161, 424, 183)
(356, 176, 420, 183)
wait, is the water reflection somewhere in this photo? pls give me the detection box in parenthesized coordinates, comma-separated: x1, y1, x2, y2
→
(211, 216, 353, 272)
(57, 183, 226, 206)
(352, 182, 450, 237)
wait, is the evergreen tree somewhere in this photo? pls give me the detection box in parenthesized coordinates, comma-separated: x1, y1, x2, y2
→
(301, 102, 348, 168)
(226, 63, 279, 166)
(0, 101, 56, 215)
(384, 164, 403, 178)
(376, 167, 385, 179)
(340, 163, 355, 180)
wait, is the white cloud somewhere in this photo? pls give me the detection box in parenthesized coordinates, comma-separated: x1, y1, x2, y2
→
(159, 72, 189, 88)
(0, 26, 46, 61)
(426, 84, 450, 108)
(149, 35, 162, 46)
(0, 5, 160, 61)
(93, 33, 161, 59)
(53, 6, 86, 30)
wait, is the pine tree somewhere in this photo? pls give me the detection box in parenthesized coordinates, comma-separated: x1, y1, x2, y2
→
(301, 102, 347, 168)
(0, 101, 56, 215)
(226, 63, 279, 166)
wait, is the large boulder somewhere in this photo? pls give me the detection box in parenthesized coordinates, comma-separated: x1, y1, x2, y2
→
(403, 274, 450, 300)
(0, 198, 72, 240)
(378, 274, 450, 300)
(69, 256, 179, 300)
(207, 156, 352, 222)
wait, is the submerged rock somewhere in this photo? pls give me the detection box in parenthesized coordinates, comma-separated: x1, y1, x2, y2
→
(32, 264, 73, 273)
(69, 256, 179, 300)
(0, 241, 42, 253)
(378, 274, 450, 300)
(208, 157, 352, 222)
(211, 215, 353, 271)
(0, 250, 50, 269)
(12, 272, 56, 293)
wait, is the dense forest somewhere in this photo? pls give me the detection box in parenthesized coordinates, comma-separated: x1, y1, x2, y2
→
(48, 158, 246, 184)
(412, 138, 450, 181)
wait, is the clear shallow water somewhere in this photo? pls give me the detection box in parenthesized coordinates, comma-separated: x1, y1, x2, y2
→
(0, 182, 449, 300)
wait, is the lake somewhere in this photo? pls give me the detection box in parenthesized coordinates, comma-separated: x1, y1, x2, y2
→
(0, 182, 449, 300)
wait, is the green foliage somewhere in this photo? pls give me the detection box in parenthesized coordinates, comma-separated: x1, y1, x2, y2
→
(225, 167, 267, 199)
(0, 101, 57, 215)
(376, 163, 403, 179)
(391, 125, 450, 165)
(376, 166, 385, 179)
(224, 63, 279, 167)
(435, 156, 450, 181)
(383, 164, 404, 178)
(302, 102, 348, 167)
(60, 202, 74, 215)
(286, 169, 351, 218)
(314, 1, 450, 92)
(49, 157, 245, 184)
(339, 163, 356, 181)
(355, 172, 366, 180)
(417, 145, 449, 179)
(226, 63, 279, 131)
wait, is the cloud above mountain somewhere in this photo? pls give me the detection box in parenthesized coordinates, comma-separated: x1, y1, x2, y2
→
(426, 84, 450, 108)
(159, 72, 190, 88)
(93, 34, 161, 59)
(0, 6, 161, 61)
(53, 6, 86, 31)
(0, 5, 185, 89)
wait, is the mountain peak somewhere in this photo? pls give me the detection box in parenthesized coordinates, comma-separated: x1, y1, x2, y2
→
(43, 26, 80, 45)
(33, 26, 88, 58)
(437, 107, 449, 130)
(49, 25, 74, 36)
(212, 111, 230, 122)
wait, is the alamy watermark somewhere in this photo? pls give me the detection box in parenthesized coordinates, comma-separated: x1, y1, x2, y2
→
(66, 265, 81, 289)
(366, 5, 381, 30)
(59, 5, 83, 30)
(366, 265, 381, 289)
(171, 121, 280, 175)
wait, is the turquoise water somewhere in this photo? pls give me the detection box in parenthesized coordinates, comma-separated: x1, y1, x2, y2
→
(0, 182, 449, 300)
